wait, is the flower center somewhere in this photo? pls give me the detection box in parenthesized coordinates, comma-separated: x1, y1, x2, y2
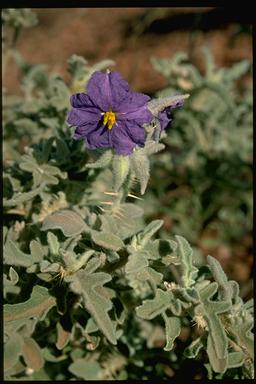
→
(103, 110, 116, 130)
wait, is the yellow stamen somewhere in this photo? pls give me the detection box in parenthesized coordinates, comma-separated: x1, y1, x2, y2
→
(103, 110, 116, 130)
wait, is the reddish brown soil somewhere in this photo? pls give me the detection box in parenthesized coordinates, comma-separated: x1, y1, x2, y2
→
(4, 8, 252, 94)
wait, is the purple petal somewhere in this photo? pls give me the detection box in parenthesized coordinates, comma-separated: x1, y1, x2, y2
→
(86, 72, 111, 111)
(117, 91, 151, 113)
(70, 93, 95, 108)
(67, 107, 101, 127)
(159, 109, 172, 131)
(86, 71, 129, 112)
(118, 105, 153, 124)
(86, 124, 110, 149)
(110, 125, 137, 155)
(73, 122, 100, 140)
(121, 120, 146, 146)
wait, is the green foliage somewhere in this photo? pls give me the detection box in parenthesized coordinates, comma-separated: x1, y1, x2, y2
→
(3, 11, 253, 381)
(70, 270, 117, 345)
(2, 8, 38, 29)
(147, 48, 252, 245)
(42, 210, 88, 237)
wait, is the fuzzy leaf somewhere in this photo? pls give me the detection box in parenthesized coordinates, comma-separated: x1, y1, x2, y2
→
(4, 285, 56, 324)
(56, 322, 71, 350)
(143, 140, 165, 155)
(47, 231, 60, 255)
(136, 266, 163, 287)
(68, 359, 101, 380)
(227, 351, 245, 368)
(3, 186, 44, 207)
(100, 203, 144, 240)
(196, 282, 231, 361)
(29, 240, 45, 261)
(42, 209, 87, 237)
(207, 333, 227, 373)
(86, 149, 113, 169)
(207, 255, 232, 301)
(91, 230, 124, 251)
(175, 235, 198, 287)
(19, 153, 66, 188)
(173, 287, 199, 304)
(130, 151, 150, 195)
(70, 270, 117, 344)
(9, 267, 19, 284)
(148, 94, 190, 116)
(163, 315, 181, 351)
(22, 337, 44, 371)
(55, 138, 70, 163)
(112, 154, 130, 191)
(138, 219, 163, 246)
(85, 317, 99, 334)
(226, 314, 254, 360)
(42, 347, 68, 362)
(184, 337, 204, 358)
(125, 251, 149, 274)
(4, 239, 43, 267)
(4, 333, 23, 372)
(136, 289, 171, 319)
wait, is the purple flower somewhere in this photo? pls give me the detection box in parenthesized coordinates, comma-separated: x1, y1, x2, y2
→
(158, 107, 173, 131)
(153, 100, 184, 140)
(67, 71, 153, 155)
(159, 100, 184, 131)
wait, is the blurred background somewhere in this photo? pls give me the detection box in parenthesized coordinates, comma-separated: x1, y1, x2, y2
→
(3, 8, 253, 298)
(4, 8, 252, 95)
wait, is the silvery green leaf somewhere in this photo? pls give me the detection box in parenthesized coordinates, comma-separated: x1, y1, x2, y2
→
(112, 154, 130, 191)
(4, 332, 23, 372)
(226, 312, 253, 360)
(163, 315, 181, 351)
(8, 267, 19, 285)
(137, 219, 163, 246)
(86, 149, 113, 169)
(196, 282, 231, 361)
(148, 94, 190, 116)
(91, 230, 124, 251)
(29, 240, 45, 261)
(56, 322, 71, 350)
(70, 270, 117, 345)
(99, 203, 145, 241)
(136, 267, 163, 289)
(144, 139, 166, 155)
(68, 359, 101, 380)
(42, 210, 88, 237)
(125, 251, 149, 274)
(3, 186, 44, 207)
(175, 235, 198, 287)
(172, 287, 199, 304)
(47, 232, 60, 256)
(130, 151, 150, 195)
(42, 347, 68, 362)
(4, 285, 56, 324)
(136, 289, 171, 319)
(184, 337, 205, 358)
(227, 351, 245, 368)
(4, 239, 42, 267)
(40, 262, 60, 273)
(22, 337, 44, 371)
(207, 255, 232, 301)
(85, 318, 99, 334)
(84, 255, 103, 274)
(207, 333, 227, 373)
